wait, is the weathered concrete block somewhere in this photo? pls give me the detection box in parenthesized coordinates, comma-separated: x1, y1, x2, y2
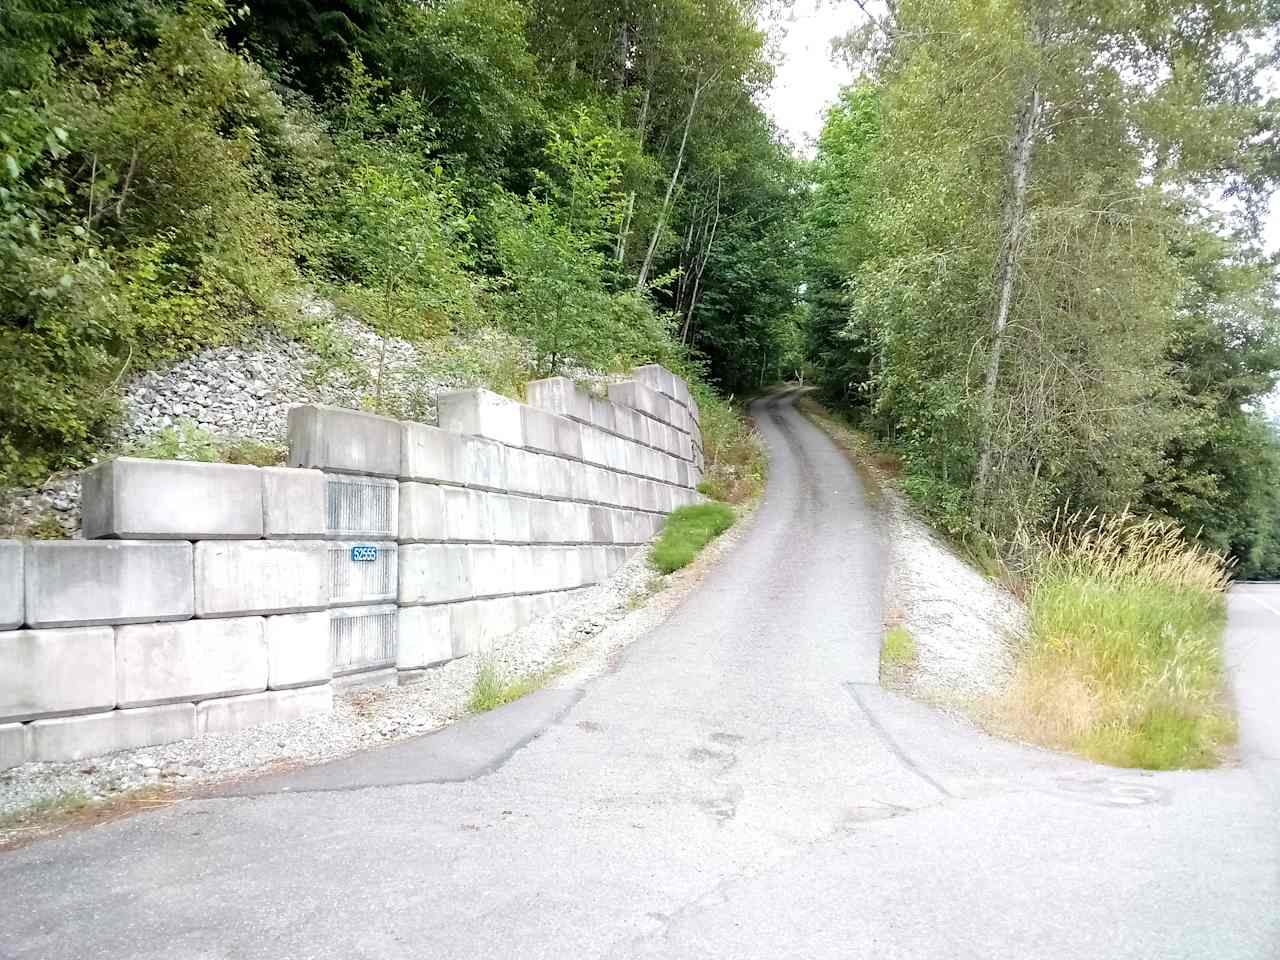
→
(608, 379, 662, 420)
(0, 626, 116, 722)
(25, 540, 193, 629)
(288, 405, 402, 478)
(518, 450, 573, 500)
(195, 540, 327, 617)
(262, 467, 327, 539)
(113, 703, 197, 753)
(521, 406, 583, 459)
(583, 465, 619, 506)
(401, 421, 467, 484)
(462, 435, 507, 491)
(266, 611, 332, 690)
(1, 540, 23, 629)
(397, 604, 453, 669)
(438, 388, 524, 447)
(82, 458, 263, 541)
(449, 597, 519, 656)
(442, 487, 491, 541)
(116, 617, 267, 708)
(526, 376, 589, 421)
(326, 474, 398, 539)
(28, 705, 196, 763)
(1, 722, 31, 771)
(196, 684, 332, 735)
(587, 395, 617, 434)
(399, 544, 472, 605)
(469, 545, 516, 597)
(631, 364, 677, 400)
(587, 506, 613, 543)
(398, 482, 446, 542)
(488, 493, 532, 543)
(329, 604, 398, 675)
(328, 540, 397, 606)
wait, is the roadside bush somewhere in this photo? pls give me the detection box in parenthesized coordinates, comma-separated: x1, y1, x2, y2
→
(995, 511, 1235, 770)
(694, 389, 765, 504)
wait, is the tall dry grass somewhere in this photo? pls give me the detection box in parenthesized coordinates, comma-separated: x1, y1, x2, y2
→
(994, 509, 1236, 770)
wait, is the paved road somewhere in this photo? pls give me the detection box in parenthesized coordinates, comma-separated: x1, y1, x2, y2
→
(2, 392, 1277, 959)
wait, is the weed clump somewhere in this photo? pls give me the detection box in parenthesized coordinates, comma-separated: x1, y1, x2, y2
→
(651, 502, 736, 574)
(996, 510, 1234, 770)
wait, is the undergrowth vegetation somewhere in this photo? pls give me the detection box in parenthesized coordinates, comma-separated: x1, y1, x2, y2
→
(467, 656, 557, 714)
(651, 502, 736, 574)
(994, 512, 1235, 770)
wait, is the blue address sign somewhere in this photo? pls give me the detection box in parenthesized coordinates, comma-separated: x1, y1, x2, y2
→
(350, 545, 379, 563)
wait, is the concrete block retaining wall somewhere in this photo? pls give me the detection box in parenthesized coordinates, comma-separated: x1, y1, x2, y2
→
(0, 366, 703, 768)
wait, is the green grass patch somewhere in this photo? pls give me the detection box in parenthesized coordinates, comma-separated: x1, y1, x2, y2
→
(650, 502, 736, 574)
(997, 512, 1235, 770)
(126, 419, 285, 466)
(882, 625, 916, 668)
(467, 656, 559, 713)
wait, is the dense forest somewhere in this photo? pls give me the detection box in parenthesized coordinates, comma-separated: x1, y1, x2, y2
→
(0, 0, 800, 485)
(3, 0, 1279, 577)
(803, 0, 1280, 579)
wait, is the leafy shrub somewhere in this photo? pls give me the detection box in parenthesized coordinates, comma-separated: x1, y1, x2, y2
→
(693, 389, 766, 504)
(651, 502, 736, 574)
(126, 420, 283, 466)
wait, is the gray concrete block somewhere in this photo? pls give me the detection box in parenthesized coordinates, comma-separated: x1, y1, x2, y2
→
(113, 703, 197, 753)
(329, 604, 398, 675)
(81, 458, 263, 540)
(266, 611, 332, 690)
(449, 597, 519, 656)
(0, 626, 115, 722)
(196, 685, 331, 735)
(1, 540, 23, 629)
(398, 482, 447, 542)
(526, 376, 589, 421)
(438, 388, 524, 446)
(608, 379, 662, 420)
(195, 540, 327, 617)
(328, 540, 398, 606)
(487, 494, 531, 543)
(326, 474, 398, 539)
(535, 451, 575, 500)
(399, 544, 472, 605)
(25, 540, 194, 628)
(461, 435, 507, 490)
(397, 605, 453, 670)
(28, 703, 196, 762)
(521, 405, 583, 459)
(28, 712, 118, 763)
(631, 363, 677, 400)
(262, 467, 327, 539)
(287, 405, 402, 478)
(400, 421, 468, 484)
(115, 617, 267, 708)
(587, 395, 617, 433)
(588, 506, 613, 543)
(470, 545, 516, 597)
(442, 487, 491, 541)
(0, 722, 31, 771)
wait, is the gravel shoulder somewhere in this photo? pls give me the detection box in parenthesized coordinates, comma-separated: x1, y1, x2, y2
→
(796, 398, 1024, 709)
(0, 501, 758, 846)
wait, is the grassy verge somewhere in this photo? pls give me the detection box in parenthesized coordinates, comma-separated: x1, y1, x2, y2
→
(994, 512, 1235, 770)
(467, 656, 561, 713)
(694, 392, 767, 504)
(651, 502, 737, 574)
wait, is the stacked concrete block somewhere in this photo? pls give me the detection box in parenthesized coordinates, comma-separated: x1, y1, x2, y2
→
(196, 685, 332, 735)
(1, 540, 23, 630)
(115, 617, 267, 708)
(328, 541, 397, 606)
(262, 467, 327, 539)
(438, 388, 525, 446)
(266, 611, 333, 690)
(0, 626, 116, 721)
(326, 475, 398, 539)
(397, 605, 452, 671)
(24, 540, 194, 628)
(81, 458, 264, 540)
(288, 405, 402, 477)
(399, 544, 473, 605)
(195, 540, 327, 617)
(29, 705, 197, 764)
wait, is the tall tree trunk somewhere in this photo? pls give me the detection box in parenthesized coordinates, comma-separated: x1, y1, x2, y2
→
(615, 191, 634, 262)
(636, 72, 715, 293)
(975, 84, 1041, 503)
(682, 177, 720, 344)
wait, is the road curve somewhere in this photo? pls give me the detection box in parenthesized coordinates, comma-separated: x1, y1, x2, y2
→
(1, 391, 1276, 959)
